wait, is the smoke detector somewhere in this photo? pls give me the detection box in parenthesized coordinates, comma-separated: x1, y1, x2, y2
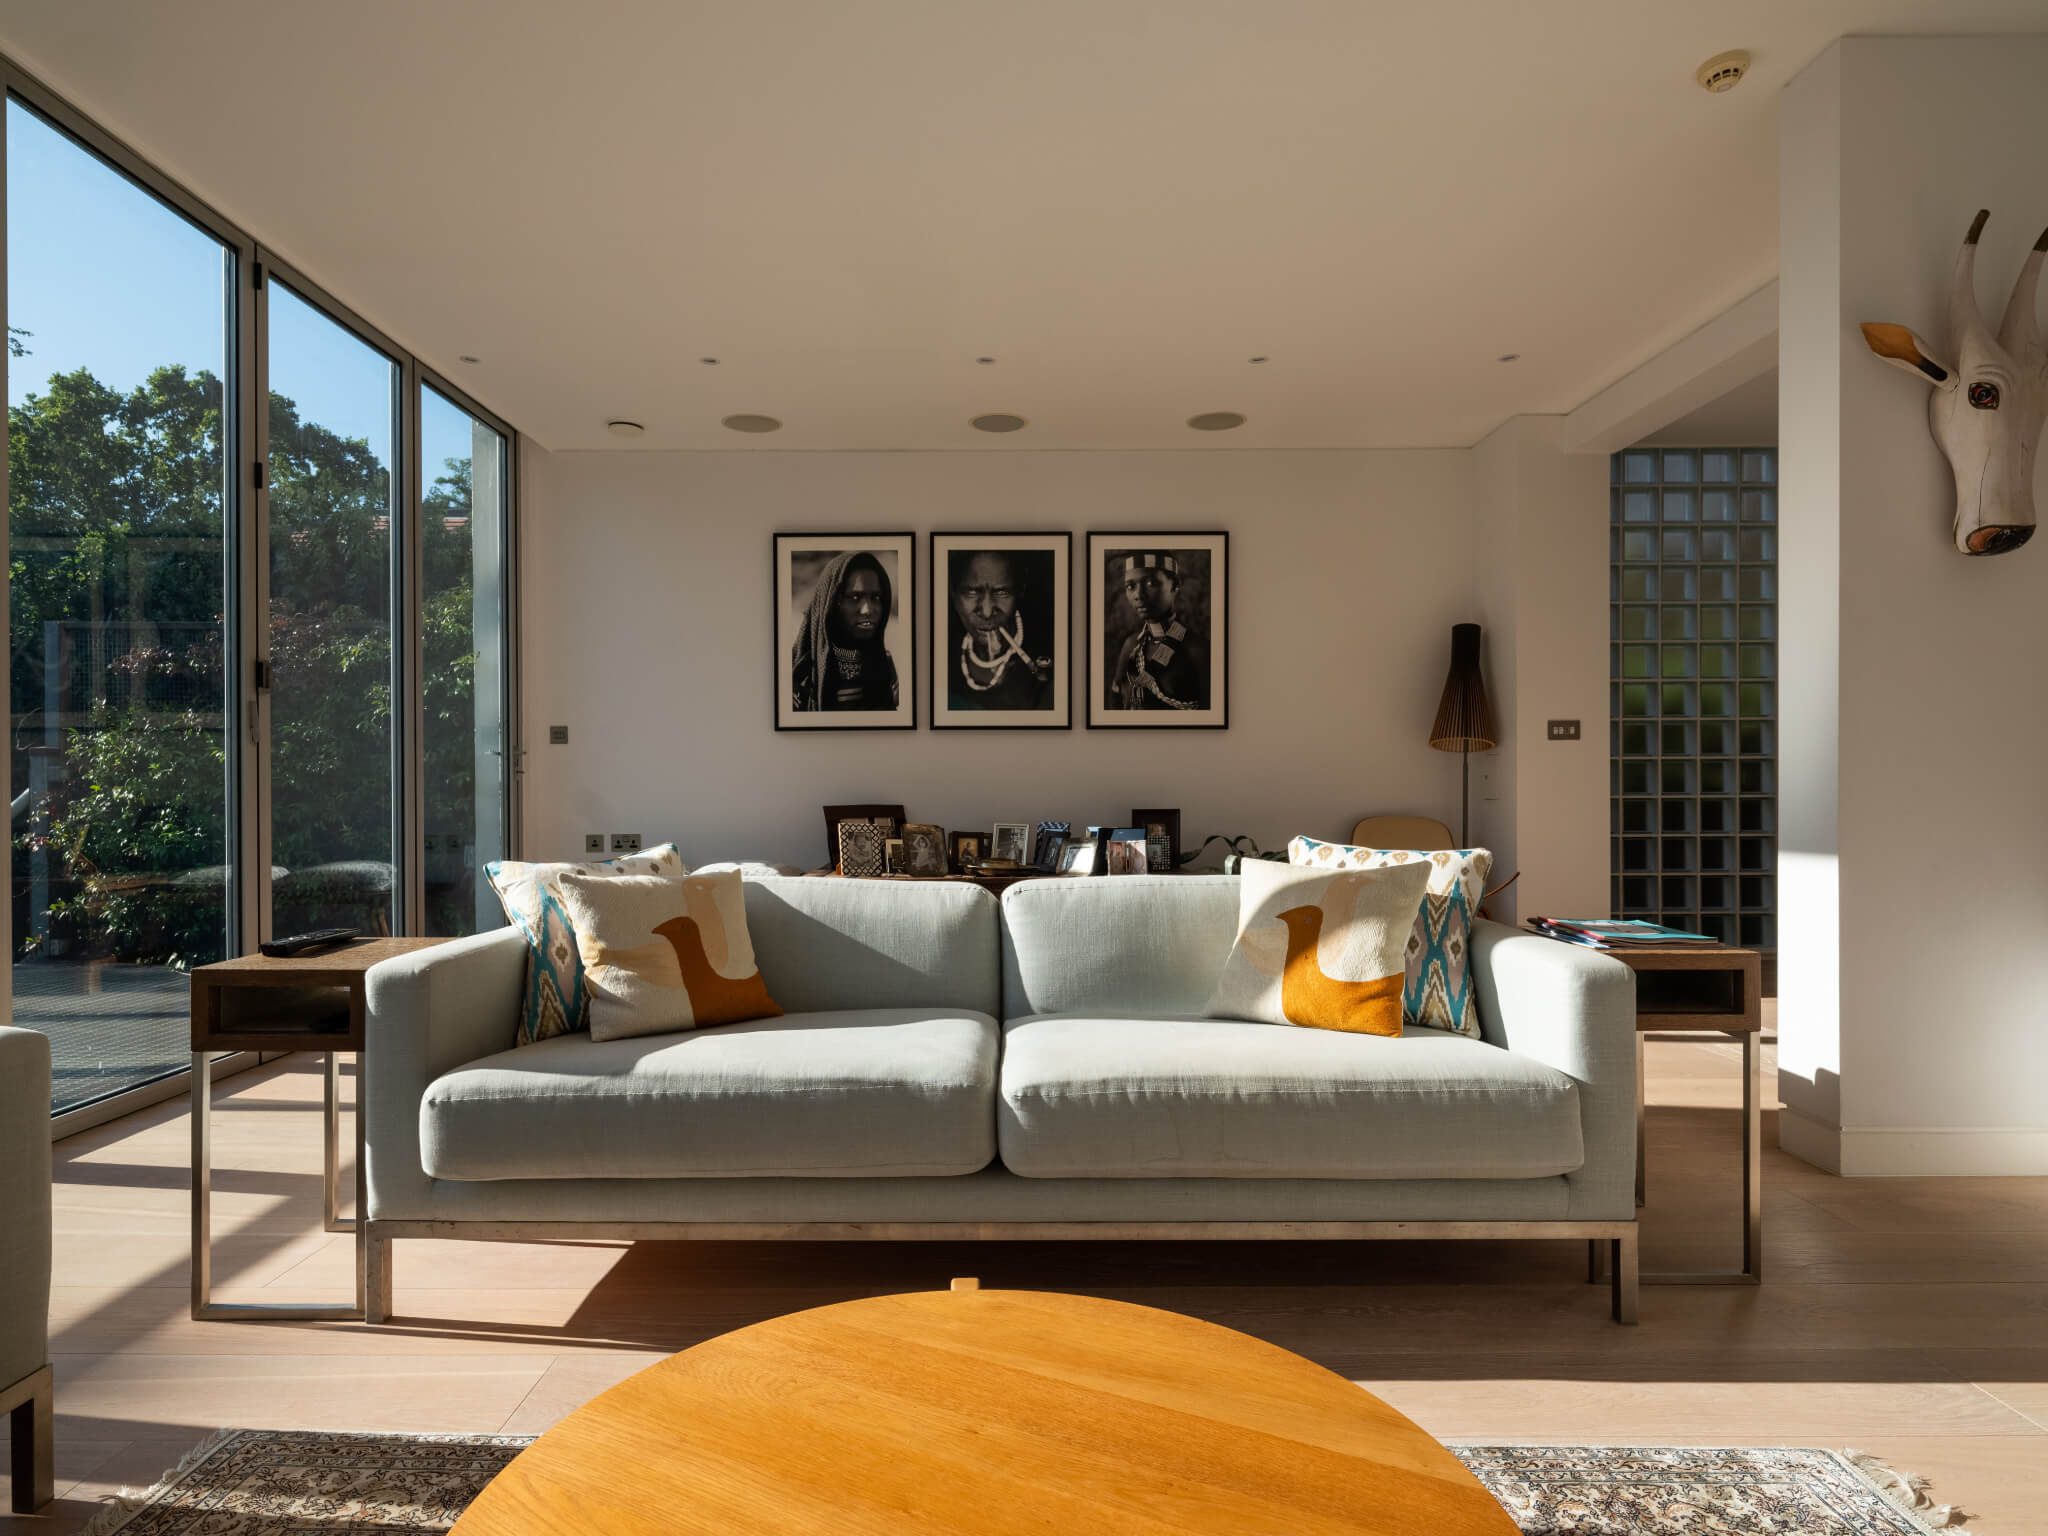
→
(1695, 50, 1750, 93)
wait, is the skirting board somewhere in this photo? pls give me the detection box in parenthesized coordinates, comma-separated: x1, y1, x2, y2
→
(1780, 1105, 2048, 1176)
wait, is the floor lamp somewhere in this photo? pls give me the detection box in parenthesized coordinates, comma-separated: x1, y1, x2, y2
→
(1428, 622, 1496, 848)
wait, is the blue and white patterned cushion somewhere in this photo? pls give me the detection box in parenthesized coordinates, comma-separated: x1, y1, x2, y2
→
(485, 844, 686, 1046)
(1287, 837, 1493, 1038)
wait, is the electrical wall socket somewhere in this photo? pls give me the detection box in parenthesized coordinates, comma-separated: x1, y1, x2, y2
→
(549, 725, 569, 744)
(584, 833, 605, 853)
(1547, 719, 1582, 741)
(609, 832, 642, 853)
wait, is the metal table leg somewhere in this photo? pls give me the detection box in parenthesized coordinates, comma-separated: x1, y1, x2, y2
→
(191, 1050, 366, 1321)
(323, 1052, 356, 1235)
(1642, 1025, 1763, 1286)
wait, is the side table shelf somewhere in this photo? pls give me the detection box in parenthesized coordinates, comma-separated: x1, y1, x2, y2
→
(189, 938, 447, 1321)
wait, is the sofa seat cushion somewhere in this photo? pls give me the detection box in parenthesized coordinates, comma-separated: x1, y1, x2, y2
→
(423, 1008, 998, 1180)
(997, 1015, 1582, 1179)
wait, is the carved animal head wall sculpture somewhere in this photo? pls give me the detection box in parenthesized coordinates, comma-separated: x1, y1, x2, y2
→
(1861, 210, 2046, 556)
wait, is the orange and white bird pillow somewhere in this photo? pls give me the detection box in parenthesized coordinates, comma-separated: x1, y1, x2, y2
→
(554, 870, 783, 1042)
(1206, 860, 1434, 1036)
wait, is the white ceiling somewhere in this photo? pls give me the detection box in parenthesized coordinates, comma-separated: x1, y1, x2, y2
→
(4, 1, 2041, 452)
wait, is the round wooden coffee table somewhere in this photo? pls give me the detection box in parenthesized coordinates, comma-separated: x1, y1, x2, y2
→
(453, 1281, 1514, 1534)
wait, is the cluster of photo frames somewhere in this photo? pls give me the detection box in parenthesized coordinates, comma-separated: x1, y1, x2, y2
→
(774, 531, 1228, 732)
(825, 806, 1183, 878)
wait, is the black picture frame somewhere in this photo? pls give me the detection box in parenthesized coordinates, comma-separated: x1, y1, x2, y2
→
(774, 532, 917, 731)
(928, 531, 1073, 730)
(1130, 808, 1182, 872)
(1086, 531, 1229, 729)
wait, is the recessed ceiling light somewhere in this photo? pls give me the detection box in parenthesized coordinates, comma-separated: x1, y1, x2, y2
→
(606, 420, 645, 439)
(971, 413, 1028, 433)
(1695, 50, 1750, 93)
(699, 356, 719, 365)
(976, 356, 997, 365)
(457, 354, 480, 365)
(1497, 353, 1521, 363)
(1187, 411, 1246, 431)
(722, 413, 782, 433)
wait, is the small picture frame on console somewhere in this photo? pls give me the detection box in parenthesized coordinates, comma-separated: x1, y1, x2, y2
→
(1087, 531, 1228, 729)
(929, 532, 1072, 730)
(776, 533, 916, 731)
(1032, 821, 1071, 871)
(823, 804, 905, 871)
(1056, 838, 1096, 876)
(1130, 808, 1181, 872)
(948, 831, 984, 870)
(1105, 827, 1149, 875)
(990, 822, 1033, 866)
(897, 823, 950, 877)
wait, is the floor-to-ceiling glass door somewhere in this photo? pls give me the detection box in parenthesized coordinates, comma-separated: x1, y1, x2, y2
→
(420, 385, 511, 936)
(262, 279, 403, 939)
(5, 72, 519, 1123)
(6, 97, 240, 1116)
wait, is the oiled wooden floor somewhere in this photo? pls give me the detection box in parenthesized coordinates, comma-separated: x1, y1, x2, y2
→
(7, 1013, 2046, 1531)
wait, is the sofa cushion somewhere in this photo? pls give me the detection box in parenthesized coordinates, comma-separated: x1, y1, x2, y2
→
(744, 877, 1000, 1018)
(1000, 875, 1242, 1020)
(997, 1014, 1583, 1179)
(423, 1008, 998, 1180)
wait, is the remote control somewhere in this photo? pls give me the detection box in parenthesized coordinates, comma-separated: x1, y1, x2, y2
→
(259, 927, 361, 958)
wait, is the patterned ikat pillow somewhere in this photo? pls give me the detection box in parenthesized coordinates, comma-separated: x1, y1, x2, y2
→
(485, 844, 687, 1046)
(1287, 837, 1494, 1038)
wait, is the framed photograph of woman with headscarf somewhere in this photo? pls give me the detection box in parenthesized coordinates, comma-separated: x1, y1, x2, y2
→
(775, 533, 916, 730)
(928, 531, 1071, 729)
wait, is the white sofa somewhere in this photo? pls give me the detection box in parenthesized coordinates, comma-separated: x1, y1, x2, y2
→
(1, 1026, 53, 1513)
(364, 874, 1640, 1322)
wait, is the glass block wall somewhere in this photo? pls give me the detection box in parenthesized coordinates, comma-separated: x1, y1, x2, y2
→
(1610, 447, 1777, 950)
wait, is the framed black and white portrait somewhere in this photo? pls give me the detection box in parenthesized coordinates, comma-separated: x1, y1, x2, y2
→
(1087, 532, 1227, 729)
(928, 531, 1071, 729)
(775, 533, 916, 730)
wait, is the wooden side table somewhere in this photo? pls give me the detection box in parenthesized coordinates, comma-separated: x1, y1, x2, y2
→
(1602, 943, 1763, 1286)
(189, 937, 447, 1321)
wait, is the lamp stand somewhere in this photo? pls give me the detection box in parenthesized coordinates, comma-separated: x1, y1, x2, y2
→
(1460, 746, 1470, 849)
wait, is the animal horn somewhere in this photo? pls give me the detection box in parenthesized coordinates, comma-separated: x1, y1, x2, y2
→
(1950, 209, 1993, 344)
(1996, 222, 2048, 366)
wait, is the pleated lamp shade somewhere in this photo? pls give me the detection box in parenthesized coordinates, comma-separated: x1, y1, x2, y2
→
(1428, 623, 1497, 752)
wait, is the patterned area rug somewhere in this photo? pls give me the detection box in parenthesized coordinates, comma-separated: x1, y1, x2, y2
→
(78, 1430, 1970, 1535)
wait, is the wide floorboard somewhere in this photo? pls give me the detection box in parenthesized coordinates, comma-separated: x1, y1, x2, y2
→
(6, 1013, 2045, 1531)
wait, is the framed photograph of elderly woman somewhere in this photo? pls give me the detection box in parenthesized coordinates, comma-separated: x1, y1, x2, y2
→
(1086, 531, 1228, 729)
(928, 531, 1071, 730)
(775, 533, 916, 730)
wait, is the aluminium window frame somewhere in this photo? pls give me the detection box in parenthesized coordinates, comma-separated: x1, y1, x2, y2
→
(1, 55, 524, 1136)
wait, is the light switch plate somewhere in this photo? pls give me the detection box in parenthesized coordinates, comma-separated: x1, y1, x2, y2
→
(584, 833, 605, 853)
(549, 725, 569, 744)
(610, 832, 642, 853)
(1547, 719, 1582, 741)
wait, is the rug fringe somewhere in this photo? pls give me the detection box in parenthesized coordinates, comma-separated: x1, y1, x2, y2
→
(76, 1427, 243, 1536)
(1837, 1448, 1972, 1533)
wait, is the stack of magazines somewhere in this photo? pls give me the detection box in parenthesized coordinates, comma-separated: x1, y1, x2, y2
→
(1523, 917, 1716, 949)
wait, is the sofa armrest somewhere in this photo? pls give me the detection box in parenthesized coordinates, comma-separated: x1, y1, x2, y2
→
(1470, 920, 1636, 1220)
(363, 925, 527, 1220)
(0, 1027, 52, 1391)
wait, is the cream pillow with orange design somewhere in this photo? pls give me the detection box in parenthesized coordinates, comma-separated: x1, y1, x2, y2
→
(554, 870, 783, 1043)
(1205, 859, 1434, 1036)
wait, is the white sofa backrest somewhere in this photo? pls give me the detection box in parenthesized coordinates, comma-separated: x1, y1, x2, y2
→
(744, 876, 1002, 1017)
(999, 874, 1240, 1020)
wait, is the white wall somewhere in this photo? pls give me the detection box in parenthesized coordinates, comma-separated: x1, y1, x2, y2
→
(1779, 36, 2048, 1175)
(518, 446, 1491, 872)
(1472, 417, 1612, 925)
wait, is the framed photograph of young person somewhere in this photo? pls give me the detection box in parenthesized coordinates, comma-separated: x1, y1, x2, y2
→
(775, 533, 916, 730)
(1086, 532, 1228, 729)
(928, 531, 1071, 729)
